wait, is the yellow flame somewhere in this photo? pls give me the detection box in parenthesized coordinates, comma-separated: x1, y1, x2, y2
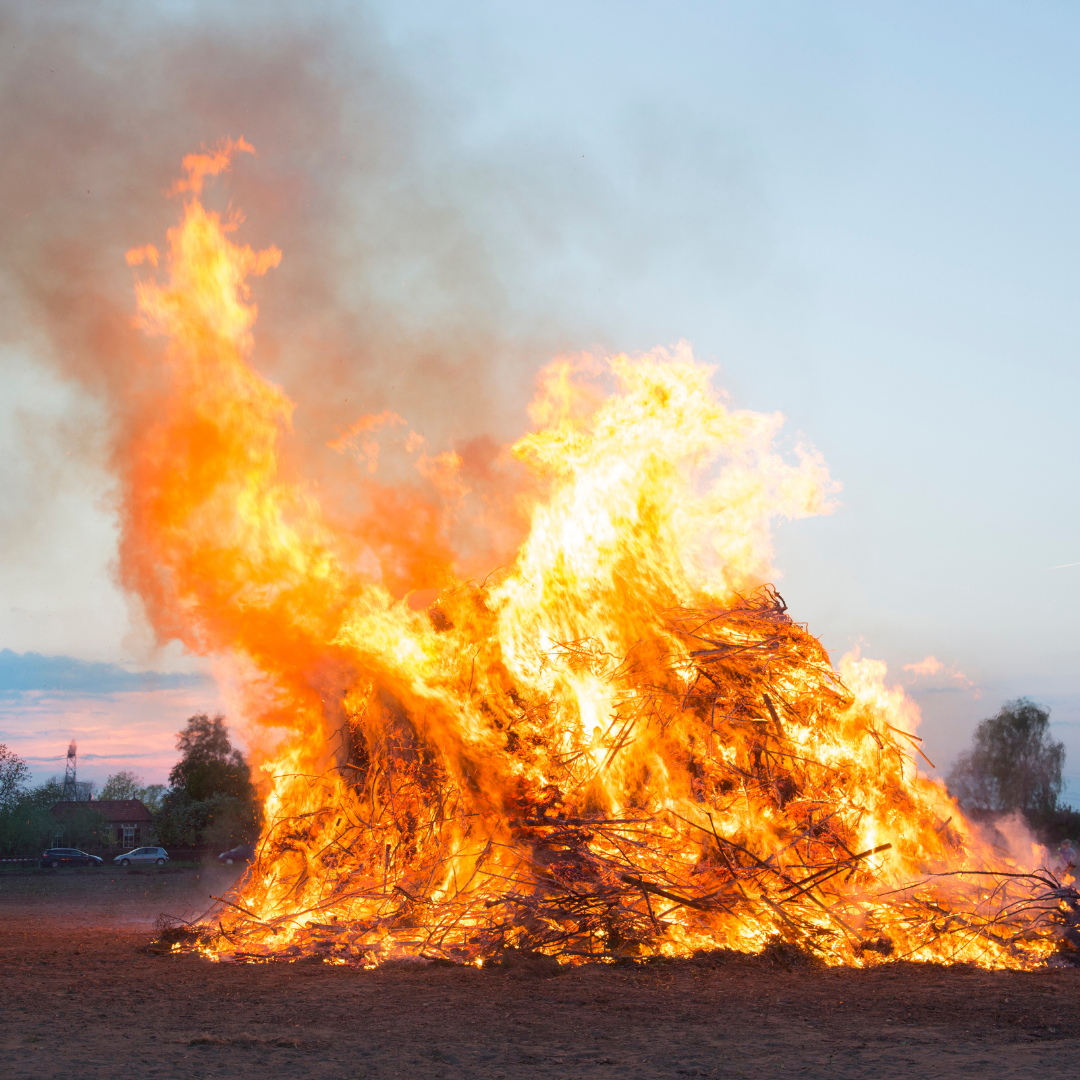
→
(124, 143, 1060, 971)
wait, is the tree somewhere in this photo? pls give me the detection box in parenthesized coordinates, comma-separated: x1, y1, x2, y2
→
(99, 770, 143, 800)
(100, 770, 168, 813)
(947, 698, 1064, 819)
(0, 802, 57, 856)
(168, 714, 254, 803)
(0, 745, 31, 809)
(139, 784, 168, 814)
(0, 774, 108, 856)
(154, 714, 259, 848)
(21, 775, 65, 810)
(0, 767, 54, 855)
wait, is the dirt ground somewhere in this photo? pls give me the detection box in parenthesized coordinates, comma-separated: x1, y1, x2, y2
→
(2, 868, 1080, 1079)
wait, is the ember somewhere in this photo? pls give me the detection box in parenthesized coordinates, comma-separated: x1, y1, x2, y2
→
(129, 141, 1076, 969)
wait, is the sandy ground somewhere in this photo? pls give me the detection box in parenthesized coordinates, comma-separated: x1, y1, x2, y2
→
(2, 868, 1080, 1079)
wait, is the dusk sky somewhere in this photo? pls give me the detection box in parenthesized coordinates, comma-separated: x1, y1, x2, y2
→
(1, 2, 1077, 793)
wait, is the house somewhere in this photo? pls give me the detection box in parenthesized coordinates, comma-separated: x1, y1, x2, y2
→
(50, 799, 154, 848)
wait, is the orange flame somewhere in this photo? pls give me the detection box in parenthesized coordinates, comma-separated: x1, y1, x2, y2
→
(130, 145, 1069, 970)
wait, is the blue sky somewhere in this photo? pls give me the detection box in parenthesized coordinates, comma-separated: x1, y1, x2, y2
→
(0, 650, 205, 694)
(0, 1, 1077, 791)
(370, 0, 1080, 786)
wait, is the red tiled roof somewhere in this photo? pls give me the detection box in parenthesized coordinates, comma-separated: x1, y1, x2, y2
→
(50, 799, 153, 822)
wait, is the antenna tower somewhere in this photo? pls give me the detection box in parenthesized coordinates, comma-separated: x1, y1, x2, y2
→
(60, 741, 91, 800)
(62, 741, 77, 800)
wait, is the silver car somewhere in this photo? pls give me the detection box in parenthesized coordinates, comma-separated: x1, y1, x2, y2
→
(114, 846, 169, 867)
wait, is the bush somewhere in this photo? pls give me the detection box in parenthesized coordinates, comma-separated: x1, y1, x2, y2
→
(1030, 805, 1080, 847)
(0, 803, 56, 856)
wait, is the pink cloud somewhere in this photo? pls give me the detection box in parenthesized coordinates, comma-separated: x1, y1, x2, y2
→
(0, 685, 228, 787)
(902, 655, 977, 693)
(904, 655, 944, 676)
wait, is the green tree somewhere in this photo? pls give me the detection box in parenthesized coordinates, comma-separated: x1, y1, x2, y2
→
(168, 714, 254, 803)
(0, 774, 111, 856)
(152, 792, 256, 849)
(0, 774, 55, 856)
(947, 698, 1064, 818)
(139, 784, 167, 814)
(154, 714, 259, 848)
(21, 776, 65, 810)
(100, 770, 168, 813)
(0, 804, 56, 856)
(0, 745, 31, 809)
(99, 770, 142, 800)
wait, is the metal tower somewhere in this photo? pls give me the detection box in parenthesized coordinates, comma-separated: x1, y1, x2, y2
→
(61, 741, 77, 800)
(61, 741, 91, 800)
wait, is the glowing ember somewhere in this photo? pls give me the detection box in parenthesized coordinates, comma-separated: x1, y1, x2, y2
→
(133, 141, 1076, 969)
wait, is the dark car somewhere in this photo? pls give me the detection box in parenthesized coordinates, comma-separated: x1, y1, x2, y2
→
(218, 843, 256, 865)
(41, 848, 103, 868)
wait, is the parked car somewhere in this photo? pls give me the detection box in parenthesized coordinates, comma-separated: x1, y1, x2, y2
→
(40, 848, 103, 868)
(218, 843, 256, 865)
(113, 846, 169, 867)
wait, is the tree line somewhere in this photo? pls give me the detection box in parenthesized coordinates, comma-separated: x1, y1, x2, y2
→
(0, 713, 260, 855)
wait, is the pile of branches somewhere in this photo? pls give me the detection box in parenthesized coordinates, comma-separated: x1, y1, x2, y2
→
(176, 587, 1080, 968)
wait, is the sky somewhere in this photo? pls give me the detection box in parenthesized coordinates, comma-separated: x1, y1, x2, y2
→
(0, 1, 1077, 792)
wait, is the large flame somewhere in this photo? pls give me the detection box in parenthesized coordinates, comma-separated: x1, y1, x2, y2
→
(132, 142, 1072, 969)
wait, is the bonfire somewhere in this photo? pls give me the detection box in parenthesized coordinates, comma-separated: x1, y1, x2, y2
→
(127, 140, 1077, 969)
